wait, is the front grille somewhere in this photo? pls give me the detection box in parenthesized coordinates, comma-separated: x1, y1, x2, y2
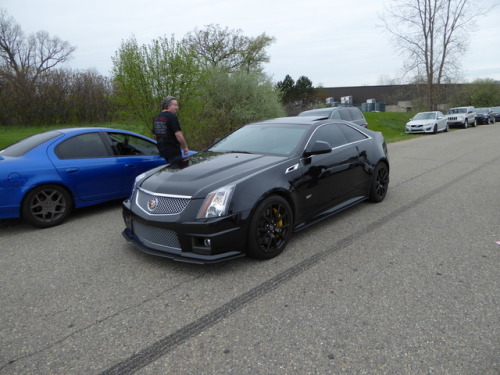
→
(136, 188, 191, 215)
(133, 220, 181, 250)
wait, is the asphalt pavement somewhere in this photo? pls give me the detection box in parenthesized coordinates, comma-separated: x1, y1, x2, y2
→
(0, 124, 499, 375)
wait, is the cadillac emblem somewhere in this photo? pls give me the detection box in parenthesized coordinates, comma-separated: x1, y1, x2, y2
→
(147, 197, 158, 211)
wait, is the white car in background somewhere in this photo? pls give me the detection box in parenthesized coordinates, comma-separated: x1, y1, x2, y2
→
(405, 111, 449, 134)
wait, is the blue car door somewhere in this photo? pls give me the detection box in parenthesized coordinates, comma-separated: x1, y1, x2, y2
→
(50, 132, 125, 201)
(104, 131, 165, 197)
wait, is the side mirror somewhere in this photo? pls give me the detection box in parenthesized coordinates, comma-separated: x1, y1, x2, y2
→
(304, 141, 332, 157)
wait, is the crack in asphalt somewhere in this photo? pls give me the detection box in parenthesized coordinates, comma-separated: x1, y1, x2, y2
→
(99, 153, 500, 375)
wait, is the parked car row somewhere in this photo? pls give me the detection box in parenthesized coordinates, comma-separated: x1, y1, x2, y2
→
(406, 106, 498, 134)
(3, 101, 498, 262)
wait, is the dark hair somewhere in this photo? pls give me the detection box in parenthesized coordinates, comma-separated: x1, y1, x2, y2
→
(161, 96, 176, 110)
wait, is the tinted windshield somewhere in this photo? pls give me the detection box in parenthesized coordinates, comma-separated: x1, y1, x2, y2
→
(209, 124, 309, 156)
(0, 130, 62, 157)
(414, 112, 437, 120)
(448, 108, 466, 114)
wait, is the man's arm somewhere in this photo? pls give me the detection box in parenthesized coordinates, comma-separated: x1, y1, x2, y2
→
(175, 131, 189, 156)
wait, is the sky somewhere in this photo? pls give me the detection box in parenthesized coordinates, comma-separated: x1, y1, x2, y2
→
(2, 0, 499, 87)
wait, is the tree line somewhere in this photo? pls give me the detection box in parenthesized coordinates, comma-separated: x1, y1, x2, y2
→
(1, 0, 499, 149)
(0, 10, 323, 149)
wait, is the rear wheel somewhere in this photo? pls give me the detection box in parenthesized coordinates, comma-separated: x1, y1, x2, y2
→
(22, 185, 72, 228)
(247, 195, 293, 260)
(369, 163, 389, 203)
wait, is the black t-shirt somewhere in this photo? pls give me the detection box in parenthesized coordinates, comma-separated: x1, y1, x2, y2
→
(152, 111, 182, 147)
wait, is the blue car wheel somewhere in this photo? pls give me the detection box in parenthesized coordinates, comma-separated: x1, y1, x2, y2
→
(22, 184, 72, 228)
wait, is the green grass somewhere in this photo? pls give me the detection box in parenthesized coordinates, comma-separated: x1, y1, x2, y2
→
(0, 113, 420, 150)
(364, 112, 419, 143)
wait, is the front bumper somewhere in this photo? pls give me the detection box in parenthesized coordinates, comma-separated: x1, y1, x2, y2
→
(122, 200, 248, 264)
(405, 125, 434, 133)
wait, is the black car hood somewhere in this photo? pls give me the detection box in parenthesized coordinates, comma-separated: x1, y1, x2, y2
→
(139, 151, 289, 198)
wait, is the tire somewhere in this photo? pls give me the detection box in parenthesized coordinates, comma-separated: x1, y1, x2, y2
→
(433, 124, 438, 134)
(444, 123, 449, 132)
(247, 195, 293, 260)
(473, 118, 477, 127)
(463, 119, 468, 129)
(22, 184, 72, 228)
(369, 163, 389, 203)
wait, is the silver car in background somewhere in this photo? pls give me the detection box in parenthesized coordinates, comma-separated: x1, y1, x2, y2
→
(405, 111, 449, 134)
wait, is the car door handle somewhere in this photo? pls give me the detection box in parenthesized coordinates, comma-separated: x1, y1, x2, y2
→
(65, 168, 80, 174)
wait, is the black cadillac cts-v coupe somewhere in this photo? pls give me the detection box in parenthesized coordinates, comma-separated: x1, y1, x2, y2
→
(122, 117, 389, 264)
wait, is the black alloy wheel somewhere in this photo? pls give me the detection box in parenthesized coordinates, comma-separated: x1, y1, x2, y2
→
(369, 163, 389, 203)
(22, 184, 72, 228)
(247, 195, 293, 259)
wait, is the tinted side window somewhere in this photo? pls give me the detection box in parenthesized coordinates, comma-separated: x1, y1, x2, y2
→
(339, 109, 352, 121)
(108, 132, 159, 156)
(56, 133, 109, 159)
(308, 124, 348, 148)
(338, 124, 368, 143)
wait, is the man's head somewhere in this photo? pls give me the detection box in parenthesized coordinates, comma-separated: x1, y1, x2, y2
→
(162, 96, 179, 113)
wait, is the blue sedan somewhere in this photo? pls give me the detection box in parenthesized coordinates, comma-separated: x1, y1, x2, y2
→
(0, 127, 179, 227)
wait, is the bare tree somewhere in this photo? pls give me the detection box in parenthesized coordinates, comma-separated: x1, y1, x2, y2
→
(0, 9, 77, 124)
(182, 24, 275, 73)
(381, 0, 489, 110)
(0, 9, 76, 84)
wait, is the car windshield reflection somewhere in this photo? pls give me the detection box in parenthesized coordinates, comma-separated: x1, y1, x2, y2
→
(208, 124, 309, 157)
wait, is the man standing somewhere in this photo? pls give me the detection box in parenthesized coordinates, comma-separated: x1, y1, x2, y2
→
(152, 96, 189, 167)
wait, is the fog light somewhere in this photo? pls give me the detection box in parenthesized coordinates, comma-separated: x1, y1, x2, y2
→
(204, 238, 211, 247)
(123, 212, 132, 229)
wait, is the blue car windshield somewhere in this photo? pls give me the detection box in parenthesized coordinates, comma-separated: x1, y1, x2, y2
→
(0, 130, 62, 157)
(209, 124, 309, 156)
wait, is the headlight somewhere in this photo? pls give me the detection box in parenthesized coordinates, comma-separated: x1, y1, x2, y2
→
(197, 184, 235, 218)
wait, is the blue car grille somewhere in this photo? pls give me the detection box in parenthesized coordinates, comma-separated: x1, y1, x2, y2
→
(133, 220, 181, 250)
(136, 188, 191, 215)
